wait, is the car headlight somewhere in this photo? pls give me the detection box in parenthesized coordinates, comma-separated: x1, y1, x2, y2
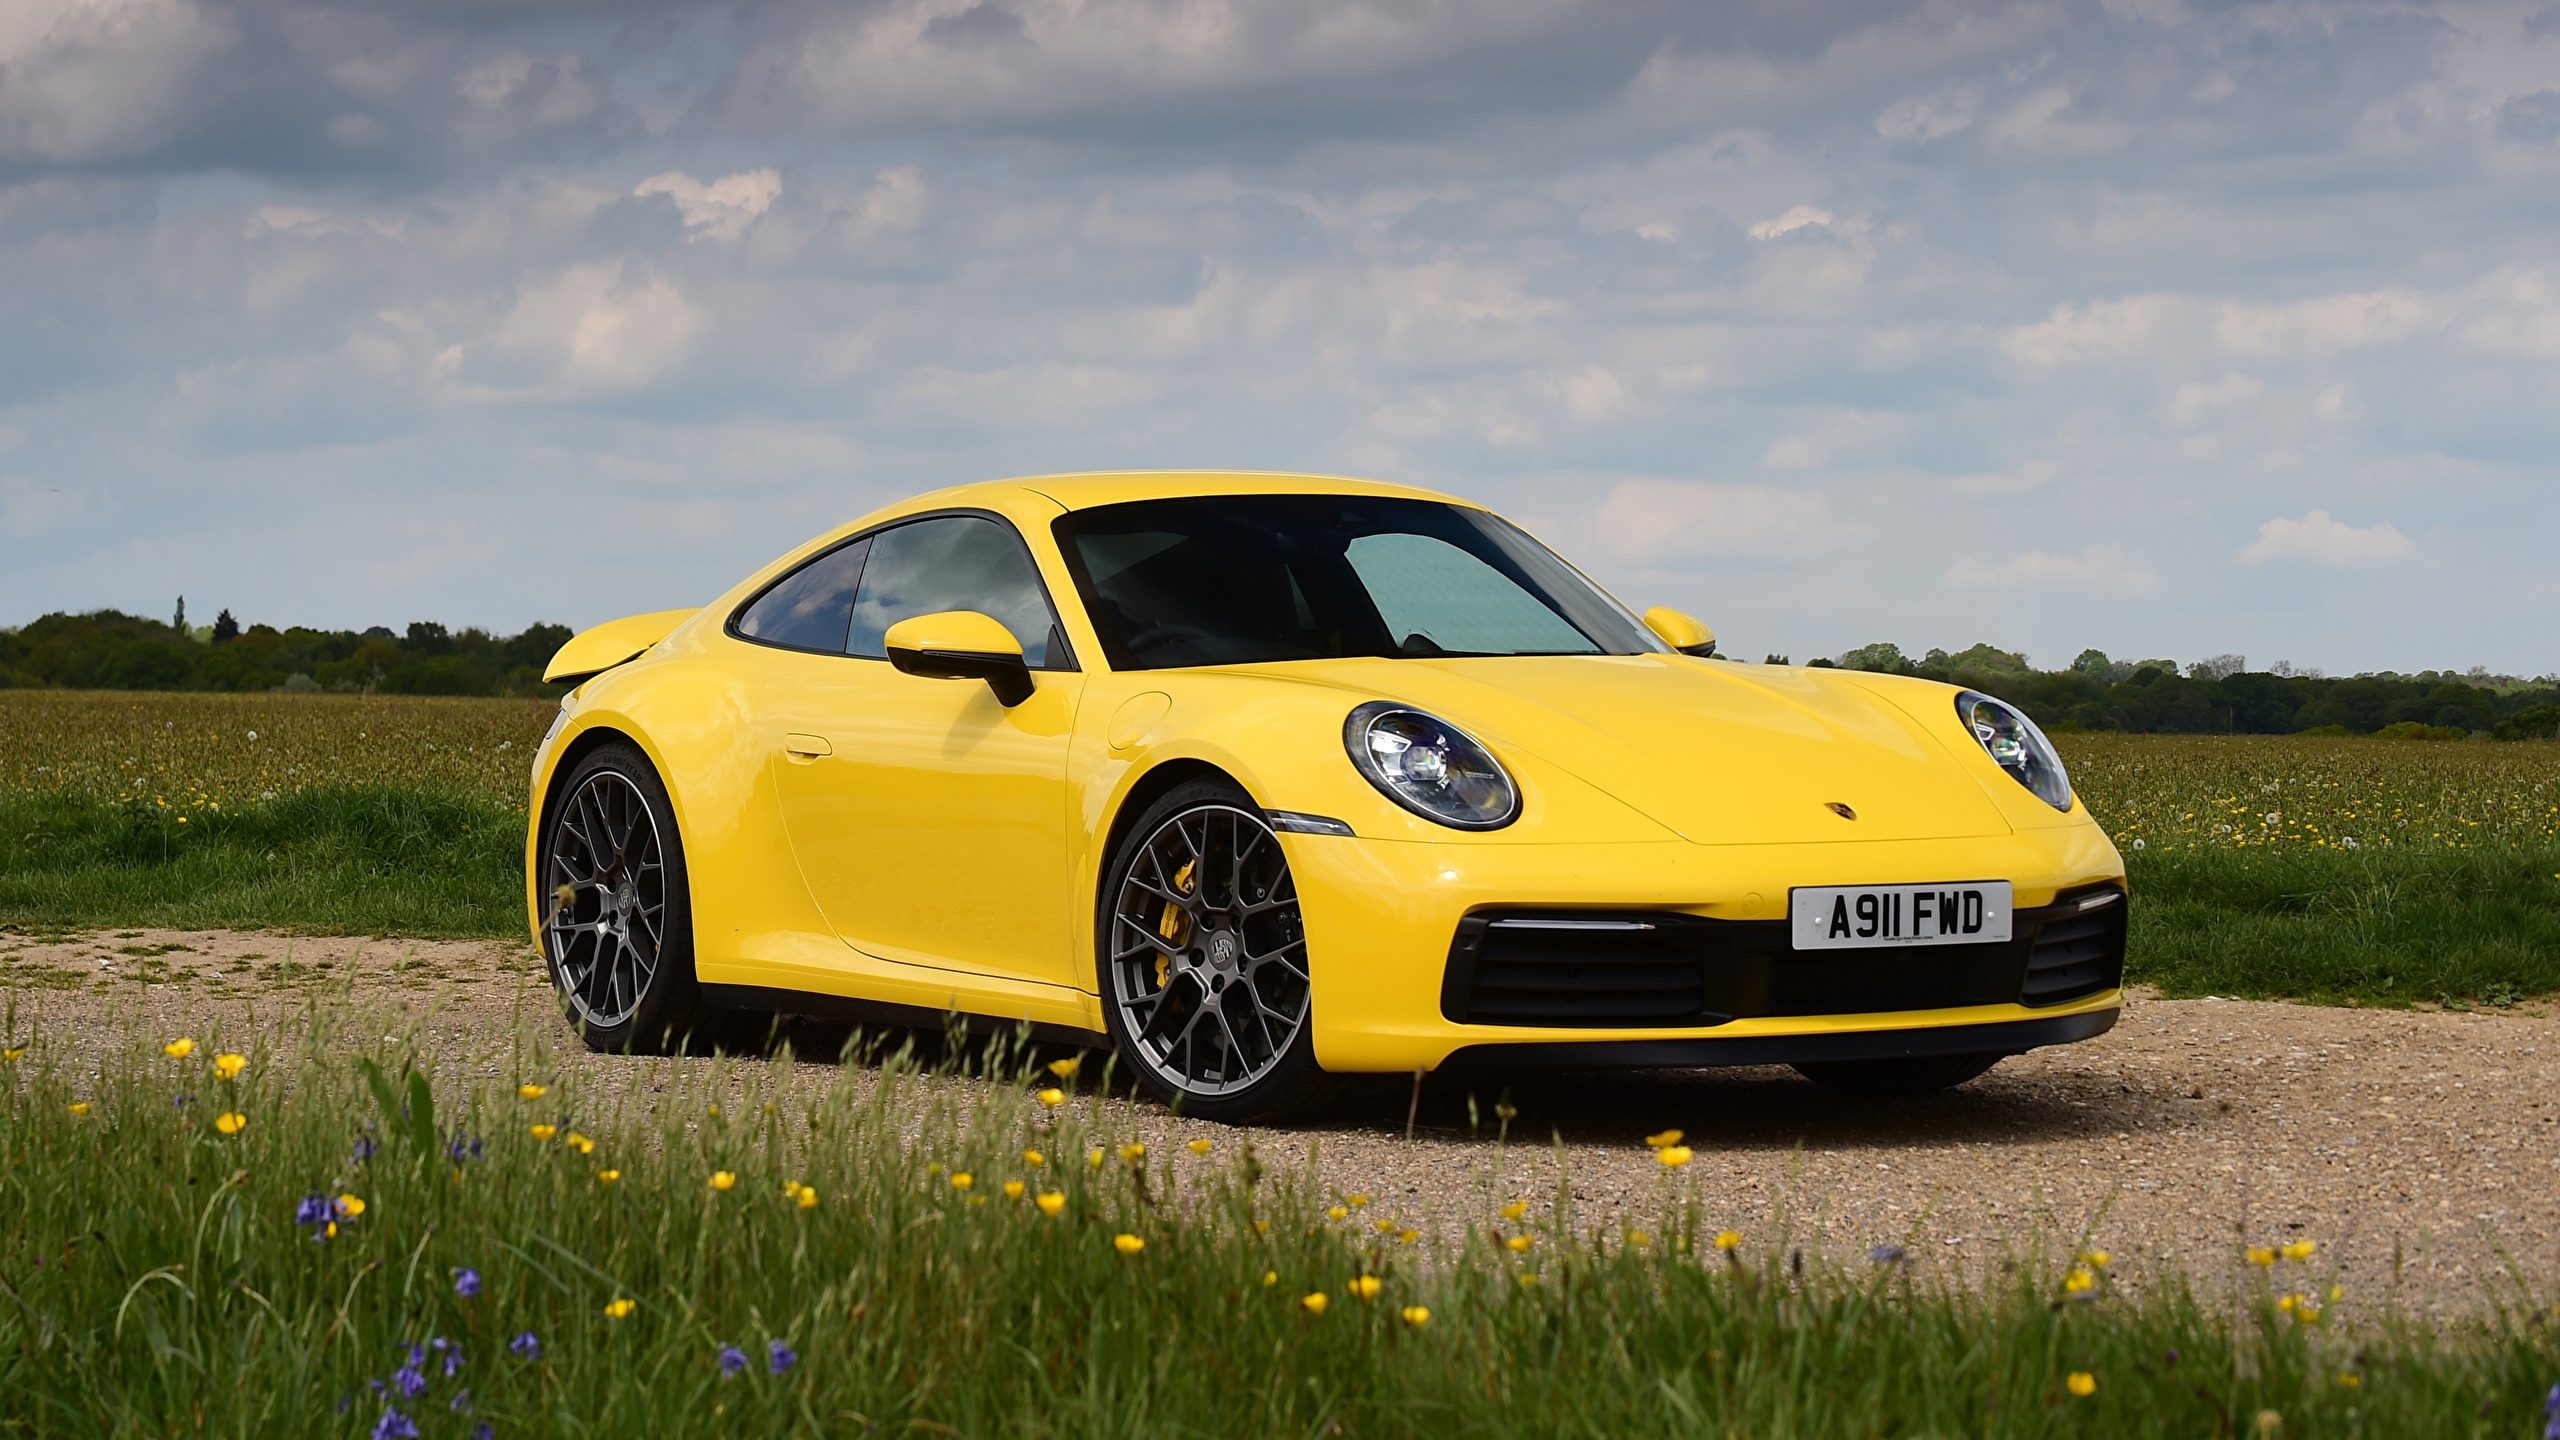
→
(1956, 690, 2073, 811)
(1343, 702, 1519, 830)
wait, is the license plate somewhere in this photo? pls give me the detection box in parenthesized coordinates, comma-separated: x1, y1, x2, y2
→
(1790, 882, 2012, 950)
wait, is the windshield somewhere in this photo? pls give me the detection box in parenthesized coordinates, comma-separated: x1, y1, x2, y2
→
(1054, 495, 1665, 670)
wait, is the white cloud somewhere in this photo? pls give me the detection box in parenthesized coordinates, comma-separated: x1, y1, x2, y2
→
(896, 364, 1160, 428)
(1748, 204, 1835, 240)
(1951, 460, 2059, 497)
(2164, 371, 2263, 428)
(1875, 89, 1975, 142)
(1987, 87, 2128, 155)
(1946, 546, 2157, 594)
(0, 0, 232, 163)
(438, 262, 705, 395)
(1592, 480, 1833, 563)
(634, 169, 784, 243)
(2238, 510, 2414, 566)
(1760, 410, 1896, 470)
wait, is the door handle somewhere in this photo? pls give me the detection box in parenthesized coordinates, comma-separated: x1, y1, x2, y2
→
(783, 733, 833, 758)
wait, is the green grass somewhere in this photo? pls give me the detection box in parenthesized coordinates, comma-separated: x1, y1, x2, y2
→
(0, 787, 524, 938)
(3, 1018, 2552, 1439)
(2125, 845, 2560, 1007)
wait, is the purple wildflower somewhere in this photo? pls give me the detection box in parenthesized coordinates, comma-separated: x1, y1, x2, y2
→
(371, 1408, 419, 1440)
(452, 1268, 481, 1298)
(473, 1425, 494, 1440)
(295, 1194, 333, 1227)
(443, 1348, 464, 1379)
(446, 1133, 482, 1165)
(449, 1388, 473, 1414)
(508, 1332, 541, 1361)
(2544, 1382, 2559, 1440)
(391, 1364, 427, 1399)
(335, 1394, 352, 1415)
(369, 1378, 386, 1396)
(719, 1346, 748, 1377)
(768, 1339, 797, 1375)
(174, 1094, 192, 1109)
(1868, 1244, 1906, 1264)
(352, 1136, 379, 1163)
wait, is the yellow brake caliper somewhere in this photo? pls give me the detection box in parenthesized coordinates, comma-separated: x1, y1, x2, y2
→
(1156, 859, 1195, 988)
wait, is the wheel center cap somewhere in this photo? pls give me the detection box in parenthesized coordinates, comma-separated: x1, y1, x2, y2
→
(1207, 931, 1238, 970)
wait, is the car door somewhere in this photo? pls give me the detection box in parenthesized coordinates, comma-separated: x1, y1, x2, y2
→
(754, 512, 1085, 988)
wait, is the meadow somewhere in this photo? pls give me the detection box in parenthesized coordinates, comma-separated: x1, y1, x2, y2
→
(2, 1013, 2553, 1438)
(2, 692, 2558, 1002)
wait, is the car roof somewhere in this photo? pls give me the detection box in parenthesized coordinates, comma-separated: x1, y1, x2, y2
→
(979, 470, 1477, 513)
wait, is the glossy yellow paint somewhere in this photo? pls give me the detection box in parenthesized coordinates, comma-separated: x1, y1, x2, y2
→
(529, 471, 2126, 1071)
(883, 609, 1024, 658)
(1641, 606, 1714, 654)
(541, 608, 697, 683)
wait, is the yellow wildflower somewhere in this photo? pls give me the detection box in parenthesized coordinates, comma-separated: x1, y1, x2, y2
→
(1657, 1145, 1694, 1168)
(336, 1194, 365, 1218)
(1252, 1219, 1271, 1235)
(214, 1054, 247, 1081)
(1401, 1305, 1431, 1327)
(164, 1038, 195, 1059)
(1398, 1229, 1420, 1245)
(1644, 1129, 1683, 1148)
(1087, 1148, 1106, 1169)
(2081, 1250, 2112, 1269)
(604, 1298, 635, 1319)
(598, 1169, 621, 1183)
(1003, 1180, 1025, 1200)
(518, 1084, 547, 1099)
(1376, 1219, 1398, 1233)
(797, 1186, 819, 1209)
(68, 1102, 90, 1117)
(1300, 1292, 1328, 1315)
(951, 1172, 975, 1191)
(1347, 1193, 1368, 1208)
(1500, 1201, 1528, 1221)
(1326, 1205, 1349, 1221)
(2338, 1374, 2360, 1389)
(1348, 1275, 1381, 1300)
(1715, 1231, 1742, 1251)
(2280, 1240, 2316, 1262)
(215, 1111, 247, 1135)
(1036, 1191, 1066, 1217)
(530, 1124, 557, 1142)
(1506, 1235, 1533, 1253)
(1113, 1233, 1145, 1255)
(710, 1170, 737, 1192)
(0, 1047, 21, 1062)
(2067, 1372, 2096, 1398)
(1023, 1149, 1046, 1167)
(1048, 1057, 1079, 1078)
(566, 1132, 595, 1154)
(2064, 1268, 2096, 1294)
(1118, 1143, 1146, 1164)
(1038, 1088, 1066, 1107)
(1629, 1231, 1652, 1248)
(1187, 1139, 1213, 1155)
(2246, 1246, 2275, 1268)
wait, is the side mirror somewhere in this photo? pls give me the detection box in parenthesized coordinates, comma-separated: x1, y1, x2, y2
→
(1643, 607, 1718, 658)
(883, 611, 1035, 706)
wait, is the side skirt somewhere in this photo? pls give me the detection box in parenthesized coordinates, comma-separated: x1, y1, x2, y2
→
(699, 983, 1110, 1050)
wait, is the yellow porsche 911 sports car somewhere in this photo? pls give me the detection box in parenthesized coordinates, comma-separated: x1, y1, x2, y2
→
(528, 471, 2126, 1121)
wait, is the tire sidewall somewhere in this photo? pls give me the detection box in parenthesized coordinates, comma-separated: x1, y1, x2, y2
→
(1096, 778, 1328, 1123)
(539, 740, 701, 1054)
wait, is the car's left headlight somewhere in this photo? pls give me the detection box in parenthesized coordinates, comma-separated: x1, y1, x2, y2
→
(1344, 702, 1519, 830)
(1955, 691, 2073, 811)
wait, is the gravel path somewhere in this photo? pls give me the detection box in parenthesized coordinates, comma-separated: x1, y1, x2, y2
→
(9, 925, 2556, 1315)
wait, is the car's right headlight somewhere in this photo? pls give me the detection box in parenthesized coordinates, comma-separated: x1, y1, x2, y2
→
(1343, 702, 1519, 830)
(1955, 690, 2073, 811)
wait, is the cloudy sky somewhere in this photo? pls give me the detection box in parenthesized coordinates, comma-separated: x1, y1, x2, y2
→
(2, 0, 2555, 673)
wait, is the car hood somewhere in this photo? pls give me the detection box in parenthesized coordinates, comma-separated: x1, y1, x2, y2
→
(1276, 654, 2014, 845)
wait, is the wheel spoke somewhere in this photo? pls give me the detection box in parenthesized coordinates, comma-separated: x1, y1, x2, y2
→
(1107, 801, 1306, 1100)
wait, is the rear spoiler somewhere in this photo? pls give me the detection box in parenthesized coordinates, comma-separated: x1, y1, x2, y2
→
(543, 609, 699, 686)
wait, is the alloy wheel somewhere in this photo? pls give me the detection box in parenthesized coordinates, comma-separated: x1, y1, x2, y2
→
(544, 769, 667, 1031)
(1108, 804, 1310, 1096)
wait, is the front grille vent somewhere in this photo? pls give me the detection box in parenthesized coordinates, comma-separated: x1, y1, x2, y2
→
(1442, 884, 2128, 1028)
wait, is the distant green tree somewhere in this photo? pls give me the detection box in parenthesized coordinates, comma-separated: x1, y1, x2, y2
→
(2071, 649, 2112, 679)
(2492, 704, 2560, 740)
(211, 608, 239, 644)
(1836, 642, 1910, 674)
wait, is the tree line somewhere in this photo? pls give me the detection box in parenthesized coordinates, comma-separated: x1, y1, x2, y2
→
(1787, 641, 2560, 740)
(4, 606, 2557, 739)
(0, 605, 572, 698)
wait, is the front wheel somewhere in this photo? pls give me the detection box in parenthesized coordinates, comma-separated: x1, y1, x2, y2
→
(1098, 780, 1340, 1124)
(1791, 1052, 2004, 1094)
(538, 740, 707, 1054)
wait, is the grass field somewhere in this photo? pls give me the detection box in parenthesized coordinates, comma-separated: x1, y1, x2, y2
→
(3, 1015, 2553, 1438)
(2, 692, 2557, 1003)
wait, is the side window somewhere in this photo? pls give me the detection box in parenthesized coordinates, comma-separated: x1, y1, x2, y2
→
(847, 516, 1063, 668)
(735, 537, 872, 653)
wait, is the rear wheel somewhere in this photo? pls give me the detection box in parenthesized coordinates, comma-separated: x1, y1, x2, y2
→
(538, 740, 707, 1054)
(1099, 780, 1339, 1124)
(1791, 1052, 2004, 1094)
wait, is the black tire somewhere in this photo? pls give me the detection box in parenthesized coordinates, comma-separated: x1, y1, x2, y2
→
(1790, 1052, 2005, 1094)
(537, 739, 708, 1054)
(1097, 778, 1342, 1124)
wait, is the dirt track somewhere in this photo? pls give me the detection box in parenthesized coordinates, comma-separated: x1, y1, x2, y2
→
(8, 925, 2557, 1314)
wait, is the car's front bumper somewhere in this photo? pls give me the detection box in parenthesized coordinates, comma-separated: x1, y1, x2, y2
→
(1279, 825, 2126, 1073)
